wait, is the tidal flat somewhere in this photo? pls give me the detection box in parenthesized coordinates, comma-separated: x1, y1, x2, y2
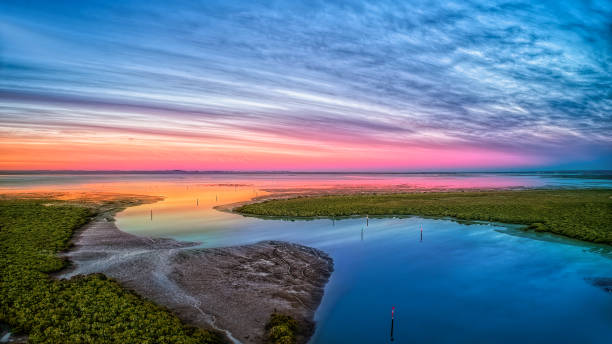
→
(61, 211, 333, 344)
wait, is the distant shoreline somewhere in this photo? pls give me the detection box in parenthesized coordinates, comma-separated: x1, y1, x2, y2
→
(1, 170, 611, 176)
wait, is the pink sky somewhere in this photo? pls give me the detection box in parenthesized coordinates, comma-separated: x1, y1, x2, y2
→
(0, 134, 545, 171)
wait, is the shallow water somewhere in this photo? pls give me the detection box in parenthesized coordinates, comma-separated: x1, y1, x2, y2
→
(2, 172, 611, 343)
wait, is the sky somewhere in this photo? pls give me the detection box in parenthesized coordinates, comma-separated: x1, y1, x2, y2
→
(0, 0, 610, 171)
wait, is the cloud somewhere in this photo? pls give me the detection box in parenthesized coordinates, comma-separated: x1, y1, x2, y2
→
(0, 0, 610, 169)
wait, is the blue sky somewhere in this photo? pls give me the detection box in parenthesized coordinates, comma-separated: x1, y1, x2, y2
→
(0, 0, 610, 170)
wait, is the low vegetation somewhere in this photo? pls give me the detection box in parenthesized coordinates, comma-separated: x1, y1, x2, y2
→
(237, 189, 612, 244)
(265, 313, 299, 344)
(0, 198, 225, 343)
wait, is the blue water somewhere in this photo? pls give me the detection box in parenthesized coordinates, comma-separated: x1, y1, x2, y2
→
(2, 172, 611, 343)
(119, 212, 612, 343)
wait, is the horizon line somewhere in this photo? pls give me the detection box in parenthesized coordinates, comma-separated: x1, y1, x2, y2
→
(1, 169, 611, 175)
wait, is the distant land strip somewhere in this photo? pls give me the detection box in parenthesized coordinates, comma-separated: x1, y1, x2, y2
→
(1, 170, 611, 178)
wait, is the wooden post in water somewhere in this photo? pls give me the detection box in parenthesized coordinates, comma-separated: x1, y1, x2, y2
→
(390, 306, 395, 342)
(366, 214, 369, 227)
(150, 209, 153, 221)
(197, 198, 199, 206)
(420, 224, 423, 242)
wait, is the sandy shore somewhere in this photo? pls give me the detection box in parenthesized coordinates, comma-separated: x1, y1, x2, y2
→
(58, 208, 333, 344)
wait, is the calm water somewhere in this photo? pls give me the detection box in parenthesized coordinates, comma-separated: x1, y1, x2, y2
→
(2, 172, 611, 343)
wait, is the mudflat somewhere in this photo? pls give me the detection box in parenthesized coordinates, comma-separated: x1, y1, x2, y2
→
(59, 210, 333, 344)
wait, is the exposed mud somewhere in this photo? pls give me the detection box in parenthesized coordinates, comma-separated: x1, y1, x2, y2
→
(59, 209, 333, 344)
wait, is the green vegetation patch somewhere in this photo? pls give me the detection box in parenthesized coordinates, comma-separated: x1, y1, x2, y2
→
(265, 313, 299, 344)
(237, 189, 612, 244)
(0, 199, 224, 343)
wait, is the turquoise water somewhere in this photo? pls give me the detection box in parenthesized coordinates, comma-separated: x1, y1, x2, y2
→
(2, 172, 611, 343)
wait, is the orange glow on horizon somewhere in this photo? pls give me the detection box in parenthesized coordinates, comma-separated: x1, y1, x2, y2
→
(0, 136, 544, 171)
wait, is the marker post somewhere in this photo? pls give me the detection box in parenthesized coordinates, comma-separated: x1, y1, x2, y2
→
(390, 306, 395, 342)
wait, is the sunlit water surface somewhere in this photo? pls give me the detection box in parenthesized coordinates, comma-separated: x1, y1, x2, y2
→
(2, 173, 611, 343)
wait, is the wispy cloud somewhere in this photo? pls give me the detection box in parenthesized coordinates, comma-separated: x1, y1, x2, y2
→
(0, 0, 610, 170)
